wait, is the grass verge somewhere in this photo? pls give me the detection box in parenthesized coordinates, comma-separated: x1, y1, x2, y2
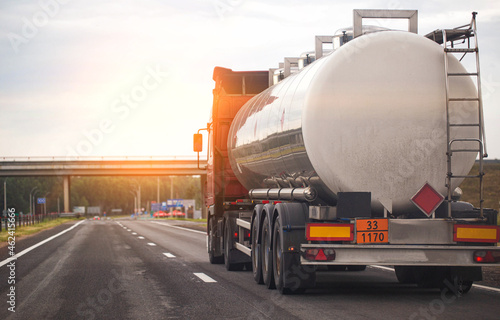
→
(0, 217, 81, 243)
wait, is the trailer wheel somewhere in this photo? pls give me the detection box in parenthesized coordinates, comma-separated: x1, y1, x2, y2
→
(251, 215, 263, 284)
(208, 218, 223, 264)
(273, 216, 304, 294)
(347, 265, 367, 271)
(394, 266, 416, 284)
(224, 221, 245, 271)
(261, 215, 275, 289)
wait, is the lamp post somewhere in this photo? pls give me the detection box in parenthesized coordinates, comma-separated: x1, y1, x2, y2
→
(29, 186, 38, 226)
(157, 176, 160, 204)
(43, 192, 49, 220)
(33, 189, 40, 224)
(131, 181, 141, 215)
(129, 190, 137, 215)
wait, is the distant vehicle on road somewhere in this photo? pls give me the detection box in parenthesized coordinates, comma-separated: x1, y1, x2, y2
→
(153, 211, 170, 218)
(172, 210, 185, 218)
(93, 216, 100, 220)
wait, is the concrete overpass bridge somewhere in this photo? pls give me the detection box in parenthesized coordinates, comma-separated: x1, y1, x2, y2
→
(0, 156, 207, 213)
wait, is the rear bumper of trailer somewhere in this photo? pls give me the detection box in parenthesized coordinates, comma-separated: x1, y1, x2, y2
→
(300, 244, 500, 266)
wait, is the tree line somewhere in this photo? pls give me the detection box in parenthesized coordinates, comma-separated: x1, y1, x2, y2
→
(0, 176, 201, 215)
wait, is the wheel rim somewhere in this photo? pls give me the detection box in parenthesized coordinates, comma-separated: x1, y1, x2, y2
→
(225, 224, 230, 258)
(263, 224, 269, 274)
(208, 219, 214, 254)
(275, 223, 282, 280)
(252, 222, 259, 270)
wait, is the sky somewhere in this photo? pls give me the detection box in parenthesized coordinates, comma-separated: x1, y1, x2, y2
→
(1, 0, 499, 159)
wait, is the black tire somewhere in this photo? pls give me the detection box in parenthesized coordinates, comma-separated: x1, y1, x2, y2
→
(441, 275, 473, 294)
(456, 281, 473, 294)
(261, 215, 275, 289)
(327, 265, 347, 271)
(251, 215, 263, 284)
(208, 218, 223, 264)
(273, 216, 300, 294)
(414, 266, 449, 288)
(347, 265, 367, 271)
(272, 216, 286, 293)
(395, 266, 416, 284)
(225, 221, 244, 271)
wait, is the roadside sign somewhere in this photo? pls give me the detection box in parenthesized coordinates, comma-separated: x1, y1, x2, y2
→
(37, 197, 46, 204)
(167, 199, 184, 208)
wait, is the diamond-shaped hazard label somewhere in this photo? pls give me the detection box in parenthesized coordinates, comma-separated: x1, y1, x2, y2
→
(411, 183, 445, 217)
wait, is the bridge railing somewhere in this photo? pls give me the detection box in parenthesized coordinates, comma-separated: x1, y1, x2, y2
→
(0, 156, 208, 162)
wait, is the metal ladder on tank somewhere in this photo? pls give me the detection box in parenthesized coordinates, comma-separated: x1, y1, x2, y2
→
(432, 12, 487, 218)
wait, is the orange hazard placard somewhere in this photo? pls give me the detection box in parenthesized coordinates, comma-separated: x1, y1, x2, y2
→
(356, 219, 389, 244)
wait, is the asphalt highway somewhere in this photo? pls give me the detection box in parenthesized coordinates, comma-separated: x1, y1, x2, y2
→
(0, 218, 499, 319)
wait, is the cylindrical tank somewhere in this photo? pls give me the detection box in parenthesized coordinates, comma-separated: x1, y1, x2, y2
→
(227, 31, 478, 215)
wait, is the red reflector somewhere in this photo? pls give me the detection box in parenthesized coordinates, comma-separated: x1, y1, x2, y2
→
(234, 232, 238, 238)
(231, 202, 237, 205)
(262, 200, 270, 204)
(474, 250, 500, 263)
(247, 232, 251, 238)
(237, 199, 243, 203)
(411, 183, 444, 217)
(274, 201, 282, 205)
(316, 249, 327, 261)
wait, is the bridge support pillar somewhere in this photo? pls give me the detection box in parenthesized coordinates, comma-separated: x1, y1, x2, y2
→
(63, 175, 71, 213)
(200, 174, 207, 219)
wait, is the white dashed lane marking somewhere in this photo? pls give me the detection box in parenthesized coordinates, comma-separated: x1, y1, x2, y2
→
(138, 236, 145, 240)
(151, 221, 205, 235)
(147, 243, 156, 246)
(163, 253, 176, 258)
(194, 273, 217, 283)
(132, 232, 137, 235)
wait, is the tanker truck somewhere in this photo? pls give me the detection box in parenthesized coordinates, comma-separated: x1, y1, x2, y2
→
(193, 9, 500, 294)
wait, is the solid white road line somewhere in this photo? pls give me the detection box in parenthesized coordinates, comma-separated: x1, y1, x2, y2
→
(0, 220, 86, 268)
(472, 284, 500, 293)
(194, 273, 217, 283)
(138, 236, 145, 239)
(163, 253, 176, 258)
(370, 265, 500, 294)
(370, 265, 395, 272)
(147, 243, 156, 246)
(151, 221, 206, 235)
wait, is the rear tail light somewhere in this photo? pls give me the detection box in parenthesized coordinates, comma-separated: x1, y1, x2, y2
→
(303, 248, 336, 261)
(473, 250, 500, 263)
